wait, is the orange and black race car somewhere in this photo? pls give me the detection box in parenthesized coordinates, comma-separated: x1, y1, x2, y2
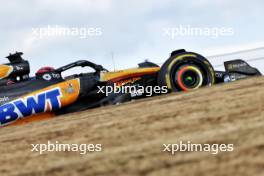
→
(0, 49, 261, 127)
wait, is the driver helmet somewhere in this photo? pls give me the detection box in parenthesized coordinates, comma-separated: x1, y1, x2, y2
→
(36, 67, 55, 76)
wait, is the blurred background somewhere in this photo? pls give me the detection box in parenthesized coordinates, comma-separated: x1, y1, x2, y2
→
(0, 0, 264, 74)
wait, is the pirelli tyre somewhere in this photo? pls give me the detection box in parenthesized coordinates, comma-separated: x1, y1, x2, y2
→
(158, 51, 215, 92)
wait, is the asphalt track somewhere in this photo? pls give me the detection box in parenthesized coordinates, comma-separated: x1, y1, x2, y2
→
(0, 77, 263, 176)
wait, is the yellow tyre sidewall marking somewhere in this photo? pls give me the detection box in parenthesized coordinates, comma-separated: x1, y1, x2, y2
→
(165, 54, 197, 90)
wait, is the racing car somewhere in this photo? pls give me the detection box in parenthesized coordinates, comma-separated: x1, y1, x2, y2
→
(0, 49, 261, 127)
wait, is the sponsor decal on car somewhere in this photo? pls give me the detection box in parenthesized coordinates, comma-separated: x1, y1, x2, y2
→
(115, 77, 141, 87)
(0, 78, 81, 126)
(0, 88, 62, 126)
(228, 62, 247, 70)
(0, 96, 9, 103)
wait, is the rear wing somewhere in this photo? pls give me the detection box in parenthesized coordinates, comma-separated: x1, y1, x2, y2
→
(6, 52, 24, 63)
(0, 52, 30, 85)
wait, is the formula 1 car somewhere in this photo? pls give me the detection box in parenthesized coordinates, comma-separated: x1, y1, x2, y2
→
(0, 49, 261, 127)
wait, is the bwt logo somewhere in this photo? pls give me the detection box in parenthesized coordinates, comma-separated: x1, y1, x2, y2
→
(0, 88, 62, 126)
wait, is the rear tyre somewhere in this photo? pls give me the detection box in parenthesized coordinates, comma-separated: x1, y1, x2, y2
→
(158, 51, 215, 92)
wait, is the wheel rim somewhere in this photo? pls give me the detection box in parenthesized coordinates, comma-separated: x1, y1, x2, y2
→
(175, 65, 203, 91)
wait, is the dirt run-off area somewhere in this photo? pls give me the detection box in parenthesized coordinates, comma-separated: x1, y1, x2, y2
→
(0, 77, 264, 176)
